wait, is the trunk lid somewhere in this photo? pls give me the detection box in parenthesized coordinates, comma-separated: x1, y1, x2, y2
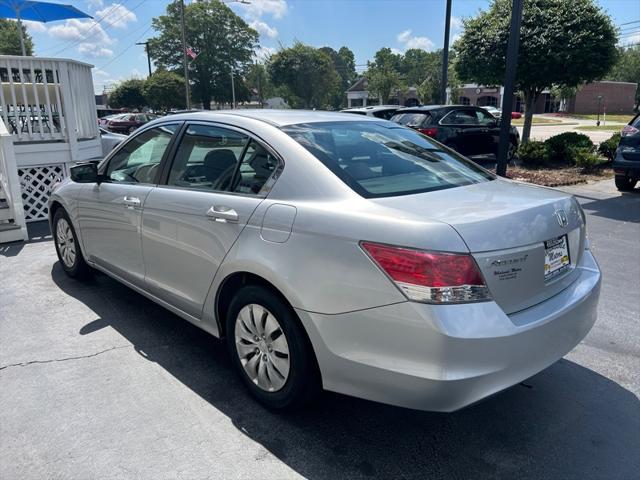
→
(371, 179, 585, 314)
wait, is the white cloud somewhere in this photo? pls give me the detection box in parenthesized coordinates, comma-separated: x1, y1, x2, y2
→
(85, 0, 104, 9)
(240, 0, 288, 19)
(95, 3, 137, 29)
(130, 68, 143, 78)
(78, 43, 113, 58)
(397, 29, 435, 51)
(620, 32, 640, 47)
(22, 20, 47, 33)
(249, 19, 278, 39)
(450, 16, 463, 31)
(390, 47, 403, 55)
(93, 68, 110, 77)
(254, 46, 277, 62)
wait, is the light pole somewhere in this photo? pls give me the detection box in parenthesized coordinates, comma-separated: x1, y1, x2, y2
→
(596, 95, 602, 126)
(496, 0, 524, 177)
(136, 41, 152, 77)
(441, 0, 452, 105)
(230, 64, 236, 108)
(179, 0, 191, 110)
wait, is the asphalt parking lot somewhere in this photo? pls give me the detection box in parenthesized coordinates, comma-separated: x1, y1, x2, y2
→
(1, 179, 639, 480)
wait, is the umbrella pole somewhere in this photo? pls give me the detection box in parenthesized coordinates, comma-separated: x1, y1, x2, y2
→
(16, 10, 26, 56)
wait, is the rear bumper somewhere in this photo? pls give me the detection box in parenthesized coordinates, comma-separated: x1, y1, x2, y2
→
(297, 249, 601, 412)
(613, 151, 640, 178)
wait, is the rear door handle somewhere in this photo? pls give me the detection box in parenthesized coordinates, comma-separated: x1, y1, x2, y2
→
(123, 196, 141, 208)
(206, 205, 238, 223)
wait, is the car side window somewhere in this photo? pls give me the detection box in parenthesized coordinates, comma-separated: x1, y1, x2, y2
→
(231, 140, 279, 195)
(444, 109, 479, 125)
(167, 124, 248, 191)
(475, 109, 496, 125)
(106, 124, 179, 184)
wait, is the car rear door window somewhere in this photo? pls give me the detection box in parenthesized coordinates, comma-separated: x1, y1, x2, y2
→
(441, 109, 480, 125)
(391, 112, 430, 127)
(167, 124, 248, 191)
(283, 121, 494, 198)
(105, 124, 179, 184)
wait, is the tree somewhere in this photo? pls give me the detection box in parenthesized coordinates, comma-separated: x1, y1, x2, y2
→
(108, 79, 146, 110)
(319, 46, 357, 109)
(149, 0, 258, 108)
(366, 48, 404, 104)
(454, 0, 618, 142)
(0, 19, 33, 55)
(606, 46, 640, 109)
(142, 71, 185, 111)
(269, 42, 340, 109)
(245, 62, 273, 104)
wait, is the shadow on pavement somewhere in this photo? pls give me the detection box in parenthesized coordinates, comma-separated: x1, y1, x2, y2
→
(573, 187, 640, 224)
(52, 263, 640, 480)
(0, 220, 52, 257)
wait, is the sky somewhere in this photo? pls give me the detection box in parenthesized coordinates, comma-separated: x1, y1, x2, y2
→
(14, 0, 640, 94)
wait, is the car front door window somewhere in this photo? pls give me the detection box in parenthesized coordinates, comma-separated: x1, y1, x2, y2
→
(106, 124, 179, 184)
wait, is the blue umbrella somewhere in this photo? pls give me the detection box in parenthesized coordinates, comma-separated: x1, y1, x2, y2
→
(0, 0, 92, 56)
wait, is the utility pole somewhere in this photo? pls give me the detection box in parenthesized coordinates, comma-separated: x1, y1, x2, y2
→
(440, 0, 452, 105)
(496, 0, 524, 177)
(179, 0, 191, 109)
(136, 41, 152, 77)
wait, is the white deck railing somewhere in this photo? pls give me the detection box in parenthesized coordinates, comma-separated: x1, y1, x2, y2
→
(0, 55, 99, 147)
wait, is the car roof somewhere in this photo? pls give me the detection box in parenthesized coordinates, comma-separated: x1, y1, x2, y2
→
(157, 109, 385, 127)
(394, 105, 477, 114)
(341, 105, 399, 113)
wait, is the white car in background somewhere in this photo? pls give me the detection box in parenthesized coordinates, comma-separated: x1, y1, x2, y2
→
(99, 127, 127, 156)
(340, 105, 400, 120)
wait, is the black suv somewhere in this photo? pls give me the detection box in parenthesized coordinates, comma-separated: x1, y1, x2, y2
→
(390, 105, 519, 161)
(613, 113, 640, 191)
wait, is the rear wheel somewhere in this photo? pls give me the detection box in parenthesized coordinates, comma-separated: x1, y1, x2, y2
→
(128, 126, 136, 134)
(53, 208, 91, 278)
(226, 285, 321, 410)
(615, 175, 637, 191)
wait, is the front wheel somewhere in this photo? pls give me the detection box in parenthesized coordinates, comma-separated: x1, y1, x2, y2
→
(53, 208, 91, 278)
(615, 175, 637, 191)
(226, 285, 321, 410)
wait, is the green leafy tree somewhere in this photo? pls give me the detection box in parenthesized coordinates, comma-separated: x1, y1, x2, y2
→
(141, 70, 185, 111)
(319, 46, 358, 108)
(245, 62, 273, 104)
(268, 42, 340, 109)
(108, 79, 146, 110)
(366, 48, 404, 104)
(606, 46, 640, 109)
(149, 0, 258, 108)
(0, 19, 33, 55)
(454, 0, 618, 142)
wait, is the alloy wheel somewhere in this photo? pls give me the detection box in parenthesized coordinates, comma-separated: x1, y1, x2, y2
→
(56, 218, 76, 268)
(235, 304, 290, 392)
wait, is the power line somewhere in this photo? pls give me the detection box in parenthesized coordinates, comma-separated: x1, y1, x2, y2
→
(97, 23, 154, 70)
(617, 20, 640, 26)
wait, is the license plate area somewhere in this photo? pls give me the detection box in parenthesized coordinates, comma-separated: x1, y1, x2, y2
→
(544, 235, 571, 281)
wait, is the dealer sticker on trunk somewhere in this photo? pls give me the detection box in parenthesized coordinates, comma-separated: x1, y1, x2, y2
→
(544, 235, 570, 280)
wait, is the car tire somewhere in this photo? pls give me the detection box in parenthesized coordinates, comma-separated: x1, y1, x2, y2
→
(128, 126, 137, 134)
(615, 176, 637, 191)
(226, 284, 321, 410)
(53, 208, 91, 278)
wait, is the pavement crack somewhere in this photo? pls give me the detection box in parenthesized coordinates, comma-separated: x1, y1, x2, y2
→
(0, 345, 131, 371)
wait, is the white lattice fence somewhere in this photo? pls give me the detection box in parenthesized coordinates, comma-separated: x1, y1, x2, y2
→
(17, 164, 67, 222)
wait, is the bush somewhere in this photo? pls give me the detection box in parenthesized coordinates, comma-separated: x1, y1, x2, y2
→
(572, 147, 600, 172)
(518, 140, 549, 166)
(598, 132, 621, 162)
(545, 132, 594, 164)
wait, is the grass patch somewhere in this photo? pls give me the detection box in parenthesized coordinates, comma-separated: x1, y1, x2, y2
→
(575, 125, 624, 131)
(512, 117, 562, 125)
(507, 165, 613, 187)
(569, 114, 634, 123)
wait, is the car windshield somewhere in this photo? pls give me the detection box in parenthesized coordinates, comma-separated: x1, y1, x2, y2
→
(282, 121, 494, 198)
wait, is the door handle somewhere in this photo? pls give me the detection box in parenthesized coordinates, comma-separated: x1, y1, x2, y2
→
(123, 196, 141, 208)
(206, 205, 238, 223)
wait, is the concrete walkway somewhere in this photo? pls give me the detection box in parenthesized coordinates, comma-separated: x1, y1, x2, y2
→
(516, 115, 626, 143)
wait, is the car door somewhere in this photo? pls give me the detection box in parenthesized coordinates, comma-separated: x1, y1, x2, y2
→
(440, 108, 487, 156)
(141, 122, 280, 318)
(474, 107, 501, 155)
(76, 123, 180, 286)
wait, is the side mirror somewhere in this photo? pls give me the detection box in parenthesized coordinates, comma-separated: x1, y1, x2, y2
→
(487, 119, 498, 128)
(70, 162, 99, 183)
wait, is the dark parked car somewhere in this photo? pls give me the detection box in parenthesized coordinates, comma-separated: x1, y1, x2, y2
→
(613, 113, 640, 191)
(106, 113, 158, 134)
(390, 105, 519, 161)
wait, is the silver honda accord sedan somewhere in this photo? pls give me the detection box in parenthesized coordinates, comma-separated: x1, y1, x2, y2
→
(49, 110, 601, 411)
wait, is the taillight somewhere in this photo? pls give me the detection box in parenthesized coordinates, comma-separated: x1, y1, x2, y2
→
(621, 125, 639, 137)
(361, 241, 491, 304)
(418, 127, 438, 137)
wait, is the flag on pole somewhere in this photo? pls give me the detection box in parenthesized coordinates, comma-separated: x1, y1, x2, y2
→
(186, 46, 198, 60)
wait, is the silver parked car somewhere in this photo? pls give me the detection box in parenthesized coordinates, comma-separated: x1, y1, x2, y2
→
(49, 110, 601, 411)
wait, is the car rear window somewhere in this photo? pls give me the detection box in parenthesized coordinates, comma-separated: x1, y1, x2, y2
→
(282, 121, 494, 198)
(390, 112, 431, 127)
(631, 114, 640, 129)
(372, 109, 398, 120)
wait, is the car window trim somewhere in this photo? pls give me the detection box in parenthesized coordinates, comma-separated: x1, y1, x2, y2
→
(157, 120, 284, 199)
(98, 121, 184, 186)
